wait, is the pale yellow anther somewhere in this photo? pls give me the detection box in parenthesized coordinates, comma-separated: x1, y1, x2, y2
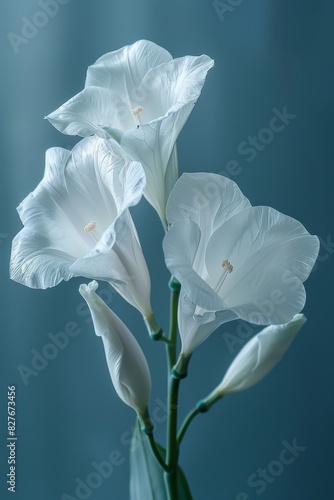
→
(131, 106, 143, 116)
(222, 259, 233, 273)
(84, 221, 97, 233)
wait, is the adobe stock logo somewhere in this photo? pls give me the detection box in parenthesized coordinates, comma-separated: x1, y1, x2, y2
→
(7, 0, 71, 54)
(236, 438, 307, 499)
(16, 285, 115, 386)
(213, 0, 245, 22)
(61, 397, 170, 499)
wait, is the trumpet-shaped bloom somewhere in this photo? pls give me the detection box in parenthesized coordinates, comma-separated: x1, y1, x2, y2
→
(163, 173, 319, 356)
(79, 281, 151, 416)
(46, 40, 214, 226)
(215, 314, 306, 395)
(10, 136, 154, 321)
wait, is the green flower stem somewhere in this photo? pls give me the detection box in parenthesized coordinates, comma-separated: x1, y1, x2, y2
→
(164, 277, 181, 499)
(178, 393, 223, 445)
(177, 406, 201, 446)
(165, 375, 181, 500)
(158, 334, 172, 345)
(140, 409, 171, 473)
(173, 353, 191, 379)
(167, 277, 181, 372)
(200, 391, 223, 412)
(144, 311, 164, 340)
(147, 433, 171, 472)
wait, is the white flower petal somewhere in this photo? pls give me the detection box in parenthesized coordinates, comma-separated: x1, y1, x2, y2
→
(139, 54, 214, 122)
(164, 145, 179, 208)
(46, 87, 128, 139)
(79, 281, 151, 415)
(166, 172, 251, 229)
(17, 147, 91, 259)
(47, 41, 214, 224)
(10, 228, 74, 288)
(10, 137, 153, 320)
(178, 291, 237, 357)
(120, 117, 187, 224)
(218, 314, 306, 394)
(120, 122, 167, 223)
(166, 172, 251, 274)
(85, 39, 172, 91)
(164, 172, 319, 353)
(206, 206, 320, 324)
(71, 214, 152, 317)
(163, 219, 225, 311)
(15, 137, 146, 260)
(44, 146, 72, 179)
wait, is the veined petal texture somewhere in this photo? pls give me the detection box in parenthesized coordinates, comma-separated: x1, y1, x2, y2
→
(46, 40, 214, 226)
(10, 137, 153, 318)
(163, 173, 319, 355)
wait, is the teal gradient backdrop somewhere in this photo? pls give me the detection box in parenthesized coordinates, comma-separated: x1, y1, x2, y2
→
(1, 1, 333, 499)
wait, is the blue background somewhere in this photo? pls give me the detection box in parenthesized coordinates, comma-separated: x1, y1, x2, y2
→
(1, 1, 333, 499)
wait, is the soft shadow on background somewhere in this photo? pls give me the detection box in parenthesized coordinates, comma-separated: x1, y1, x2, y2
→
(1, 1, 333, 499)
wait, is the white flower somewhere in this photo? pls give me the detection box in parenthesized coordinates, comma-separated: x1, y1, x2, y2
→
(46, 40, 214, 226)
(215, 314, 306, 395)
(176, 291, 236, 359)
(163, 173, 319, 356)
(10, 136, 155, 326)
(79, 281, 151, 416)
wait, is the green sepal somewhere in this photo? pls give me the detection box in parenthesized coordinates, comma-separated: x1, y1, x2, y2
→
(168, 276, 181, 292)
(129, 418, 193, 499)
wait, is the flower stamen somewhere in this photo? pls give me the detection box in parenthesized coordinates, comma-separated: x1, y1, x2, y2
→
(222, 259, 233, 273)
(131, 106, 143, 126)
(84, 221, 97, 233)
(194, 259, 234, 318)
(84, 220, 100, 243)
(214, 259, 234, 295)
